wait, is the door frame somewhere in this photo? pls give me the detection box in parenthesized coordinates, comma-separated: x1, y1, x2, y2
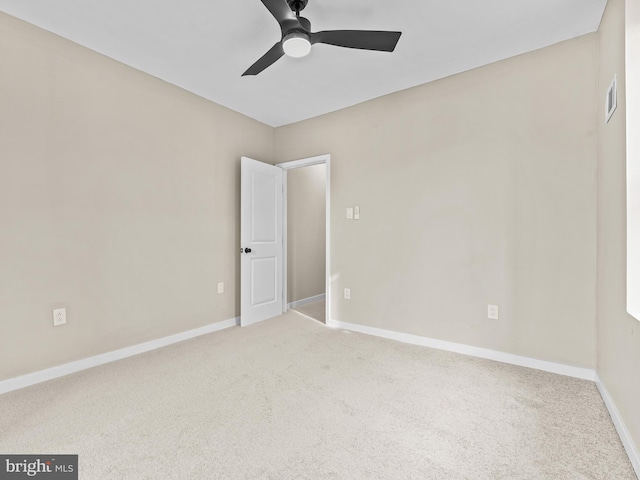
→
(276, 154, 331, 324)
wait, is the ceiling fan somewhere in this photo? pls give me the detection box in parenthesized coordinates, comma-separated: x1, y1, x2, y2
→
(243, 0, 402, 76)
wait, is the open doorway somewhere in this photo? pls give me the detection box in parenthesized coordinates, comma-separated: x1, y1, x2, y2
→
(277, 155, 330, 324)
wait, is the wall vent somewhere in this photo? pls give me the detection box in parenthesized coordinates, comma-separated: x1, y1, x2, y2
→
(605, 75, 617, 123)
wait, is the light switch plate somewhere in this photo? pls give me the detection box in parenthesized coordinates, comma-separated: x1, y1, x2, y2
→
(354, 206, 360, 220)
(346, 208, 354, 219)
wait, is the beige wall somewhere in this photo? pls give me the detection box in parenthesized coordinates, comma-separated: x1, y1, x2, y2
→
(276, 35, 598, 367)
(597, 0, 640, 460)
(0, 13, 274, 381)
(287, 164, 326, 303)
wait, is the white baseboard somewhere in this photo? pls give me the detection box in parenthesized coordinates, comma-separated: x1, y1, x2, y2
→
(0, 316, 239, 396)
(596, 375, 640, 478)
(327, 319, 596, 381)
(288, 293, 326, 310)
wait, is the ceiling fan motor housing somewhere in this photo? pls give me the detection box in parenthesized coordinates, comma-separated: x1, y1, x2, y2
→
(287, 0, 308, 14)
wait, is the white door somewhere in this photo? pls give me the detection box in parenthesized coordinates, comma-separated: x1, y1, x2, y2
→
(240, 157, 283, 326)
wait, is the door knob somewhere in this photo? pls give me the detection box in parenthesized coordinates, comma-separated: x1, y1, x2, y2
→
(244, 248, 252, 253)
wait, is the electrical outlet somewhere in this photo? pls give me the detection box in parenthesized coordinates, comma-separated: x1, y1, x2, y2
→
(354, 206, 360, 220)
(487, 304, 499, 320)
(217, 282, 224, 294)
(53, 308, 67, 326)
(344, 288, 351, 300)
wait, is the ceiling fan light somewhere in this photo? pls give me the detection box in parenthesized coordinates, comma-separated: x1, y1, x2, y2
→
(283, 32, 311, 58)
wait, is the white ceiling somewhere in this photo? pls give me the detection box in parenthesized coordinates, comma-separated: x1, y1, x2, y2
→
(0, 0, 607, 127)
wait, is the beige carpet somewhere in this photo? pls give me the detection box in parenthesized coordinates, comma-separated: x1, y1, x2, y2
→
(292, 299, 326, 323)
(0, 311, 635, 479)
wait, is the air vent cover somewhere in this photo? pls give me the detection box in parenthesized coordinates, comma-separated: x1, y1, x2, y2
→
(605, 75, 617, 123)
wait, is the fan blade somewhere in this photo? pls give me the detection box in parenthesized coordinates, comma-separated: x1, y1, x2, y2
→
(260, 0, 297, 25)
(242, 42, 285, 76)
(311, 30, 401, 52)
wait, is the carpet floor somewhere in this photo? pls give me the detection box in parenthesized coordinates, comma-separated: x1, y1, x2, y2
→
(292, 299, 326, 323)
(0, 311, 635, 479)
